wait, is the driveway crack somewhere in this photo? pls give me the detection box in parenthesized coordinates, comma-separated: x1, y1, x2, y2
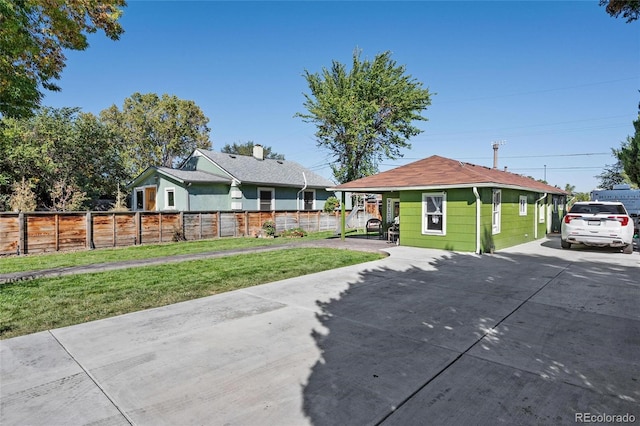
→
(48, 330, 135, 425)
(376, 261, 574, 425)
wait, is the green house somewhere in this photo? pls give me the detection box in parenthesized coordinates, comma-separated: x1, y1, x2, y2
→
(128, 145, 336, 212)
(331, 155, 567, 253)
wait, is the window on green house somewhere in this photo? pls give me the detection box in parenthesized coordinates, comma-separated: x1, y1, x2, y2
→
(422, 192, 446, 235)
(165, 188, 175, 209)
(135, 189, 144, 210)
(492, 189, 501, 234)
(519, 195, 527, 216)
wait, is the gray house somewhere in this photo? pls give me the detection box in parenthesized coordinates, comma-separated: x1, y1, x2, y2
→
(128, 145, 336, 212)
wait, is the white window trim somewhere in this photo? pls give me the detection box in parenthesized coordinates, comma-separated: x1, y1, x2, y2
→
(135, 188, 144, 211)
(302, 189, 316, 210)
(164, 187, 176, 210)
(134, 185, 156, 211)
(492, 189, 501, 235)
(257, 187, 275, 211)
(519, 195, 527, 216)
(422, 192, 446, 235)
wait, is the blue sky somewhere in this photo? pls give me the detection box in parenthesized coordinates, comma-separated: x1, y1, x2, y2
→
(43, 1, 639, 192)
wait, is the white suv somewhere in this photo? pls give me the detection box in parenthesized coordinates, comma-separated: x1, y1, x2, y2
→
(561, 201, 635, 254)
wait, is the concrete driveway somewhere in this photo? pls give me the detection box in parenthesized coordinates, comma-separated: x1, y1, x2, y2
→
(1, 236, 639, 425)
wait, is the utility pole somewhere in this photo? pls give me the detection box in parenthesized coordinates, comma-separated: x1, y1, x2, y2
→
(544, 164, 547, 182)
(492, 140, 506, 169)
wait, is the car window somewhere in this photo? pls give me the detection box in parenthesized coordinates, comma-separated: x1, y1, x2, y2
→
(594, 204, 626, 214)
(570, 205, 591, 213)
(571, 204, 626, 214)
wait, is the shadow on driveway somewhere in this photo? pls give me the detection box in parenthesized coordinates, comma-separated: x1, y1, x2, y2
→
(302, 250, 640, 425)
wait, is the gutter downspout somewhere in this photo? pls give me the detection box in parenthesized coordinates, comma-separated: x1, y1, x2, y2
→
(296, 172, 307, 210)
(473, 187, 481, 254)
(534, 193, 547, 239)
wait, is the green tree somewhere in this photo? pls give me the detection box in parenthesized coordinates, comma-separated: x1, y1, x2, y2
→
(564, 183, 576, 195)
(600, 0, 640, 22)
(0, 107, 125, 209)
(596, 159, 633, 189)
(0, 0, 126, 118)
(296, 50, 432, 183)
(101, 93, 211, 178)
(614, 108, 640, 187)
(221, 141, 285, 160)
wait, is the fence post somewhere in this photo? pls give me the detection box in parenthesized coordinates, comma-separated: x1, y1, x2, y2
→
(135, 212, 141, 245)
(112, 213, 117, 247)
(159, 212, 163, 242)
(180, 211, 185, 240)
(217, 211, 221, 238)
(55, 213, 60, 251)
(18, 212, 25, 255)
(86, 211, 94, 249)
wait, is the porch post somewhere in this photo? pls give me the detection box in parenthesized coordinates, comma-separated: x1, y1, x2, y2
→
(341, 191, 346, 241)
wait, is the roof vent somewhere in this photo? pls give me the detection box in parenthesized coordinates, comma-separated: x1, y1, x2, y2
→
(229, 154, 236, 159)
(277, 160, 284, 164)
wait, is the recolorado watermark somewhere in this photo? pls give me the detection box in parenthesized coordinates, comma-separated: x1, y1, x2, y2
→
(575, 412, 636, 423)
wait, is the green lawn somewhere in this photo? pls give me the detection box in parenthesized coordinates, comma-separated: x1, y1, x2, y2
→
(0, 247, 383, 339)
(0, 231, 336, 274)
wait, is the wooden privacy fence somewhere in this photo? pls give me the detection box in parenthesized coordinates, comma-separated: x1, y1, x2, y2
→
(0, 210, 348, 256)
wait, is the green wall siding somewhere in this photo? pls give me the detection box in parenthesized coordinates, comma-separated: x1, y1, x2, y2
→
(241, 185, 333, 211)
(187, 183, 231, 211)
(396, 189, 477, 252)
(385, 188, 558, 253)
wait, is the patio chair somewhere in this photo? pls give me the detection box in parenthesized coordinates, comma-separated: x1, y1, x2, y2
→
(387, 223, 399, 244)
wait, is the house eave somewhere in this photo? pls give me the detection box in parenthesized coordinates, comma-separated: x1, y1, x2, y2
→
(328, 182, 566, 195)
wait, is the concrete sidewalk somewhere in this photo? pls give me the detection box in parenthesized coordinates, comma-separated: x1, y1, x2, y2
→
(1, 237, 639, 425)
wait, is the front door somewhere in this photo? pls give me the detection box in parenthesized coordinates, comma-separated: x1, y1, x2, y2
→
(145, 187, 156, 211)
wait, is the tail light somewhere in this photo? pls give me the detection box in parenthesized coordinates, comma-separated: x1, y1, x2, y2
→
(608, 216, 630, 226)
(564, 214, 581, 223)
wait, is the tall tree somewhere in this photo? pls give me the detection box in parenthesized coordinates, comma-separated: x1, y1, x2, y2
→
(0, 0, 126, 118)
(596, 159, 633, 189)
(600, 0, 640, 22)
(296, 50, 432, 183)
(100, 93, 211, 178)
(221, 141, 285, 160)
(614, 107, 640, 186)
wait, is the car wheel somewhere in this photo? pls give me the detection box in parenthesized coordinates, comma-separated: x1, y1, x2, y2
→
(561, 239, 571, 249)
(623, 244, 633, 254)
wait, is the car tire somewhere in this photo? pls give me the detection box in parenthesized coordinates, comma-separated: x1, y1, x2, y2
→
(561, 239, 571, 249)
(623, 244, 633, 254)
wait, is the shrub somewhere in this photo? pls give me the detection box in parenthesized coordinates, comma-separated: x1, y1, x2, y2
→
(323, 196, 339, 213)
(262, 220, 276, 237)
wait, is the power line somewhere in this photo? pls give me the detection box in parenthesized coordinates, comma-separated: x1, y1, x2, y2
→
(437, 77, 638, 104)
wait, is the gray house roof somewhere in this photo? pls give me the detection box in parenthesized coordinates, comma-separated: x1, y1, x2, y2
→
(156, 167, 231, 184)
(196, 149, 334, 188)
(127, 166, 231, 189)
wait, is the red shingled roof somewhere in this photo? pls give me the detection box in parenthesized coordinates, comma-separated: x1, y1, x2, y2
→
(331, 155, 566, 194)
